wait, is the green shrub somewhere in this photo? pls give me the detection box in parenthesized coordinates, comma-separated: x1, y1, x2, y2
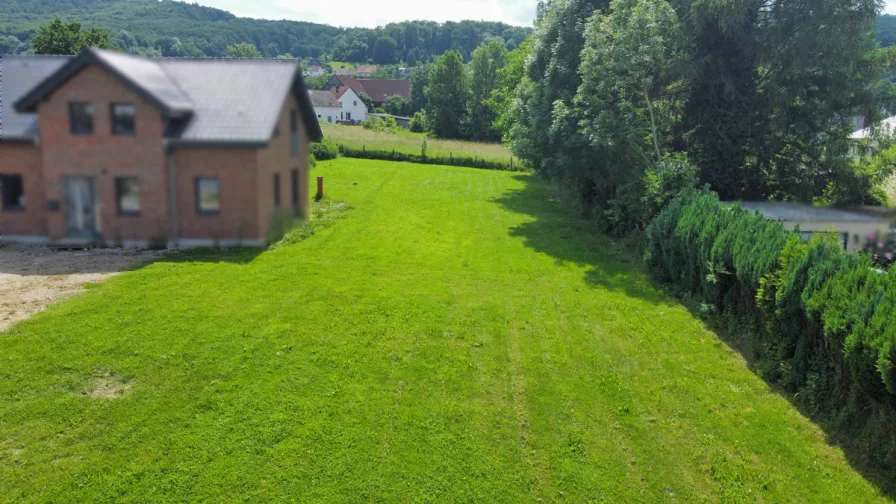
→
(311, 139, 340, 160)
(646, 190, 896, 467)
(338, 145, 524, 172)
(361, 115, 400, 133)
(409, 111, 427, 133)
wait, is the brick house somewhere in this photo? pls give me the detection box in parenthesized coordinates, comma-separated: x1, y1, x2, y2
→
(323, 75, 410, 108)
(0, 47, 322, 247)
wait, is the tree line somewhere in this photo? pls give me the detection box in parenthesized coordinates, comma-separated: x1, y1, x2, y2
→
(0, 0, 529, 62)
(490, 0, 894, 234)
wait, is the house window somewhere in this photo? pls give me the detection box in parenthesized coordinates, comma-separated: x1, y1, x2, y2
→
(195, 177, 220, 215)
(327, 116, 332, 123)
(0, 174, 25, 211)
(273, 173, 281, 208)
(115, 177, 140, 215)
(69, 102, 94, 135)
(354, 100, 358, 106)
(291, 169, 298, 208)
(290, 110, 300, 156)
(110, 103, 135, 135)
(346, 112, 351, 121)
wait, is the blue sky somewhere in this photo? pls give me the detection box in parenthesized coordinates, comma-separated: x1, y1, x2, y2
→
(191, 0, 538, 28)
(193, 1, 896, 29)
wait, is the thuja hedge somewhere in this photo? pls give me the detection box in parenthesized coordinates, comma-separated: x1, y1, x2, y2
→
(646, 189, 896, 465)
(338, 146, 525, 172)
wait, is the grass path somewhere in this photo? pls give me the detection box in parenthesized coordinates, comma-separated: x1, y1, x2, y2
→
(0, 159, 889, 502)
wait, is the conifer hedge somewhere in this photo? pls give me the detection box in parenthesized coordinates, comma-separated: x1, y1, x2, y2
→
(646, 189, 896, 465)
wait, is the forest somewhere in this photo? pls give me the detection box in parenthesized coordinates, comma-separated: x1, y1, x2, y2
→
(0, 0, 530, 61)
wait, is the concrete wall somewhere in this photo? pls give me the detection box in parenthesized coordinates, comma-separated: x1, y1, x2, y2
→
(0, 143, 47, 239)
(313, 105, 342, 124)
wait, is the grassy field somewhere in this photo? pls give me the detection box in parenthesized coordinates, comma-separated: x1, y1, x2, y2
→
(329, 62, 355, 69)
(0, 158, 889, 502)
(321, 122, 516, 165)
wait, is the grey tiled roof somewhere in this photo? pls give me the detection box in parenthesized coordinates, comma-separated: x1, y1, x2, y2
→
(97, 49, 193, 115)
(159, 58, 300, 144)
(4, 48, 322, 144)
(309, 90, 340, 108)
(1, 55, 68, 141)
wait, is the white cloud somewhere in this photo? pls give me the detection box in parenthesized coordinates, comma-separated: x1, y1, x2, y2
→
(191, 0, 537, 28)
(886, 0, 896, 14)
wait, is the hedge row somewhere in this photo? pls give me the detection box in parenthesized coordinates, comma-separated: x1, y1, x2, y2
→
(646, 189, 896, 466)
(338, 146, 525, 172)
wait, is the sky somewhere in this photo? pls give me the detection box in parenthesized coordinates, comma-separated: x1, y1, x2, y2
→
(887, 0, 896, 15)
(191, 0, 538, 28)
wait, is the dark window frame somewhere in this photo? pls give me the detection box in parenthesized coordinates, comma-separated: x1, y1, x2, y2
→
(195, 177, 221, 216)
(273, 173, 281, 208)
(291, 169, 299, 209)
(0, 174, 25, 211)
(114, 176, 141, 216)
(69, 102, 94, 135)
(110, 102, 136, 136)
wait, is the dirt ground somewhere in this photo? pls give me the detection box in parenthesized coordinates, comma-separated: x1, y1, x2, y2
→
(0, 245, 160, 332)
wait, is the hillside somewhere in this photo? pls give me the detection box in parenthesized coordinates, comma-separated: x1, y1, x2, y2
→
(878, 14, 896, 47)
(0, 0, 531, 61)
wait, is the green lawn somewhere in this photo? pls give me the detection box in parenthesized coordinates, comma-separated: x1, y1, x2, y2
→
(321, 122, 515, 165)
(0, 159, 889, 502)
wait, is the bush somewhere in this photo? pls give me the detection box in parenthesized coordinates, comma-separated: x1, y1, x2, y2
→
(409, 111, 427, 133)
(646, 190, 896, 467)
(362, 116, 400, 133)
(311, 139, 340, 161)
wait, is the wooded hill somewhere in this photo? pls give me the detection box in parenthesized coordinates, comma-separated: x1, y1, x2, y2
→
(0, 0, 531, 62)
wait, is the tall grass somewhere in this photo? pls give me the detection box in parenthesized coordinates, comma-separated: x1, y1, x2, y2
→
(320, 122, 516, 166)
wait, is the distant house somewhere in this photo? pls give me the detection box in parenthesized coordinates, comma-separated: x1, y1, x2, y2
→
(309, 87, 368, 125)
(740, 201, 891, 252)
(0, 48, 322, 248)
(303, 64, 325, 77)
(334, 68, 352, 75)
(323, 75, 411, 107)
(851, 115, 896, 140)
(309, 90, 342, 124)
(354, 64, 377, 77)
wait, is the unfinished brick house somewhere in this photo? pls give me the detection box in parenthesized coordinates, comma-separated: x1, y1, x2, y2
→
(0, 47, 323, 247)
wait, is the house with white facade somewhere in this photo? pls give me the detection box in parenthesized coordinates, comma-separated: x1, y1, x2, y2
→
(334, 86, 367, 123)
(303, 65, 325, 77)
(309, 90, 342, 124)
(308, 88, 368, 124)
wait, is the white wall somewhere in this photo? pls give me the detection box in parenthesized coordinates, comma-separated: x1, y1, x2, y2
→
(313, 106, 342, 124)
(337, 88, 368, 123)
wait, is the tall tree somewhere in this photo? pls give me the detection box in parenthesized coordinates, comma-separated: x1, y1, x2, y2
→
(490, 37, 531, 142)
(425, 50, 469, 138)
(673, 0, 882, 200)
(31, 18, 114, 54)
(573, 0, 685, 228)
(225, 42, 262, 58)
(466, 38, 508, 141)
(408, 64, 431, 113)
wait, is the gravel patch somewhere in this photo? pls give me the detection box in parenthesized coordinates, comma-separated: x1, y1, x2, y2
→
(0, 245, 160, 332)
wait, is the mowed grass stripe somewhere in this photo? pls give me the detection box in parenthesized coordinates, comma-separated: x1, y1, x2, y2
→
(0, 158, 888, 502)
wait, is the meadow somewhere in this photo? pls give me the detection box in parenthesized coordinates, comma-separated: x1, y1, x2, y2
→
(0, 159, 889, 502)
(320, 122, 516, 166)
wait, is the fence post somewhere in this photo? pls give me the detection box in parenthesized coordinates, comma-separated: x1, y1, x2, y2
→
(511, 156, 513, 170)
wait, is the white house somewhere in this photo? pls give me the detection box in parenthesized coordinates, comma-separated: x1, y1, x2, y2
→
(303, 64, 325, 77)
(309, 90, 342, 124)
(308, 88, 368, 124)
(335, 87, 368, 123)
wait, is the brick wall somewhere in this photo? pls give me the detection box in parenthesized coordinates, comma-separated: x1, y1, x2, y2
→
(37, 65, 169, 241)
(256, 92, 311, 241)
(0, 144, 47, 237)
(174, 147, 260, 242)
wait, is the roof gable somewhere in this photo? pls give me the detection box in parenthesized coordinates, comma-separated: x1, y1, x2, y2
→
(0, 55, 68, 142)
(356, 79, 411, 103)
(15, 47, 193, 118)
(7, 48, 323, 145)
